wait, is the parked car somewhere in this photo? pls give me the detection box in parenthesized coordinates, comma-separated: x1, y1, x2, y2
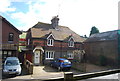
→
(3, 57, 22, 75)
(50, 58, 72, 71)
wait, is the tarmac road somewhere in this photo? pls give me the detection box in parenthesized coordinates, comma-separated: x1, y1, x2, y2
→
(2, 65, 119, 81)
(2, 65, 83, 80)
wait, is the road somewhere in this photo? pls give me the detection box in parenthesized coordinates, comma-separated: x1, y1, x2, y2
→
(2, 65, 120, 81)
(2, 65, 83, 80)
(78, 73, 119, 81)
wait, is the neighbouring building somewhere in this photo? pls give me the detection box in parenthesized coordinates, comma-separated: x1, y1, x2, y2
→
(19, 31, 27, 63)
(0, 16, 22, 62)
(19, 31, 27, 52)
(26, 16, 85, 65)
(84, 30, 120, 69)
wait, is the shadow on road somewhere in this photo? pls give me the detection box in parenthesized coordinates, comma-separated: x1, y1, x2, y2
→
(43, 65, 80, 74)
(43, 65, 58, 72)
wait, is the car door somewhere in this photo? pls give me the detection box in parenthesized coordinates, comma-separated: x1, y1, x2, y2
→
(52, 59, 57, 67)
(55, 59, 61, 68)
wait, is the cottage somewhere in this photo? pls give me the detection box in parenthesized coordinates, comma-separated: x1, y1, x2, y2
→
(26, 16, 85, 65)
(84, 30, 120, 68)
(0, 16, 22, 61)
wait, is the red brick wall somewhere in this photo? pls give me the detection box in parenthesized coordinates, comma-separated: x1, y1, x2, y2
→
(33, 39, 82, 49)
(2, 20, 19, 44)
(26, 53, 33, 62)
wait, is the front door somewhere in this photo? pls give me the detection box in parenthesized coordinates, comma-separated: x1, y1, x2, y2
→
(34, 51, 40, 65)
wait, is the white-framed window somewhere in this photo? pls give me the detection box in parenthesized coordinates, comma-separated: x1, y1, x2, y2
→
(45, 51, 54, 60)
(67, 52, 74, 59)
(47, 39, 54, 46)
(68, 41, 74, 47)
(4, 51, 7, 54)
(8, 33, 14, 42)
(8, 51, 12, 56)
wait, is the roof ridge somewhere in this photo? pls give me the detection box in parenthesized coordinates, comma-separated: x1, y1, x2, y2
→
(32, 21, 69, 29)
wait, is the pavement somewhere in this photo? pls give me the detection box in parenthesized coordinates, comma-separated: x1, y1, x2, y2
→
(2, 65, 120, 81)
(2, 65, 83, 80)
(91, 73, 119, 79)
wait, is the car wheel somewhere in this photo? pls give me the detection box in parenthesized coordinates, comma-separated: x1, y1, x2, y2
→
(16, 71, 21, 76)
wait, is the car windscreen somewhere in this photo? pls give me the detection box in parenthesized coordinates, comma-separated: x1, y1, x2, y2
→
(5, 60, 19, 66)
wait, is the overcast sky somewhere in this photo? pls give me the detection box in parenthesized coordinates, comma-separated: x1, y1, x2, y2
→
(0, 0, 119, 36)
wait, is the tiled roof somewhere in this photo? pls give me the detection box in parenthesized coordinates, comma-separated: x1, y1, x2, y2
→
(84, 30, 118, 42)
(29, 22, 85, 42)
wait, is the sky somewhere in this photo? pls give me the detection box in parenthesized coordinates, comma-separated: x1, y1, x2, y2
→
(0, 0, 119, 36)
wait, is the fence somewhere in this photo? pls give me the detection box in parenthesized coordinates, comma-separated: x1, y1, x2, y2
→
(24, 59, 33, 74)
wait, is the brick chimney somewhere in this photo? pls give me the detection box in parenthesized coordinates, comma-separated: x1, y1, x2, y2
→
(51, 16, 59, 29)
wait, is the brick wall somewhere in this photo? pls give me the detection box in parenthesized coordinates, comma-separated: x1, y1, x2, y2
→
(2, 20, 19, 44)
(84, 40, 118, 67)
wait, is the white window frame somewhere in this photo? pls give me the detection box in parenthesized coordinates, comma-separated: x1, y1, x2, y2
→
(68, 40, 74, 47)
(8, 51, 12, 56)
(67, 52, 74, 59)
(47, 39, 54, 46)
(45, 51, 54, 60)
(68, 37, 74, 47)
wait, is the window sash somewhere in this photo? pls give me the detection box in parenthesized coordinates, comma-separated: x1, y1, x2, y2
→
(47, 39, 54, 46)
(67, 53, 74, 59)
(68, 41, 74, 47)
(46, 51, 54, 59)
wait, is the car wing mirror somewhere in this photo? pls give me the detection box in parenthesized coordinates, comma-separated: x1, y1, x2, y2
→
(19, 63, 22, 65)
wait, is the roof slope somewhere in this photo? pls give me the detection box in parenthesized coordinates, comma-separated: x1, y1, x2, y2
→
(85, 30, 118, 42)
(1, 16, 22, 34)
(30, 22, 85, 42)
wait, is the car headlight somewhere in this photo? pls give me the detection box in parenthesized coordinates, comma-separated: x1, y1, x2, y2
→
(16, 68, 21, 72)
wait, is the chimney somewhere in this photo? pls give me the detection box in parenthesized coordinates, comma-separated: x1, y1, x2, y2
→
(51, 15, 59, 29)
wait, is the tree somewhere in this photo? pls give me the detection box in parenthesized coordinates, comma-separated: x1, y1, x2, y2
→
(89, 26, 99, 36)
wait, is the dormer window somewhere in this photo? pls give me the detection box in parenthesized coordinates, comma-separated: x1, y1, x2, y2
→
(47, 33, 54, 46)
(47, 39, 54, 46)
(68, 36, 74, 47)
(68, 41, 74, 47)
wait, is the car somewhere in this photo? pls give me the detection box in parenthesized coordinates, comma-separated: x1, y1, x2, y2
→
(3, 57, 22, 75)
(50, 58, 72, 71)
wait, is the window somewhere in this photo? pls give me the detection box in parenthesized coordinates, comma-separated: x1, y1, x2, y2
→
(47, 39, 54, 46)
(68, 41, 74, 47)
(8, 51, 12, 56)
(8, 33, 14, 42)
(3, 51, 7, 59)
(45, 51, 54, 59)
(67, 52, 74, 59)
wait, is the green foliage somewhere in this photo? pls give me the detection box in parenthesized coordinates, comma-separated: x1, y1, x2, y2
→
(89, 26, 99, 36)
